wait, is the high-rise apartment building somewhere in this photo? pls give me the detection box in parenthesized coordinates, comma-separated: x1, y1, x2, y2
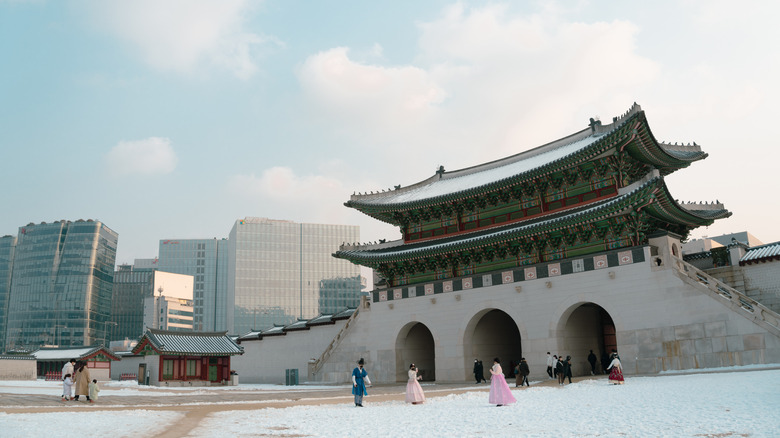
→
(0, 235, 17, 348)
(3, 220, 118, 351)
(226, 217, 360, 335)
(157, 238, 228, 332)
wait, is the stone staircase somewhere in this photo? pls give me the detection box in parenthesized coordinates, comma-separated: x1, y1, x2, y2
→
(310, 306, 361, 378)
(673, 258, 780, 337)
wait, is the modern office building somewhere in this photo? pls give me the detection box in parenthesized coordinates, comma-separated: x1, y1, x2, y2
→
(142, 271, 195, 331)
(110, 263, 155, 343)
(227, 217, 360, 335)
(0, 235, 17, 349)
(318, 275, 364, 315)
(3, 220, 118, 351)
(157, 238, 229, 332)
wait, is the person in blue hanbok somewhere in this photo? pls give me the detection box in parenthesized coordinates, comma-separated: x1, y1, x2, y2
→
(352, 358, 371, 407)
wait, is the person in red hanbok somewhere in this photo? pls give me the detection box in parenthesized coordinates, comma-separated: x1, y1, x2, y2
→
(607, 353, 625, 385)
(405, 363, 425, 404)
(488, 357, 516, 406)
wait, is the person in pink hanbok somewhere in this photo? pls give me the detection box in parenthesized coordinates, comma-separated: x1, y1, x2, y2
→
(488, 357, 516, 406)
(607, 353, 625, 385)
(405, 363, 425, 404)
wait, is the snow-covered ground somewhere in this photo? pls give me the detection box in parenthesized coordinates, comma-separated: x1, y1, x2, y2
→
(0, 379, 348, 396)
(2, 367, 779, 437)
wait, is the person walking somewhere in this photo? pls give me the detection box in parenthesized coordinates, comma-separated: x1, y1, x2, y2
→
(518, 358, 530, 387)
(478, 360, 486, 383)
(553, 355, 559, 379)
(61, 358, 75, 380)
(405, 363, 425, 404)
(473, 359, 482, 384)
(73, 361, 92, 402)
(351, 358, 371, 407)
(546, 352, 554, 379)
(61, 358, 76, 400)
(607, 353, 625, 385)
(61, 373, 73, 401)
(562, 355, 573, 384)
(488, 357, 516, 406)
(587, 350, 597, 375)
(88, 379, 100, 402)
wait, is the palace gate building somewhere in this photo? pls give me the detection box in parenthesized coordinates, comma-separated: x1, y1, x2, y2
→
(309, 103, 780, 384)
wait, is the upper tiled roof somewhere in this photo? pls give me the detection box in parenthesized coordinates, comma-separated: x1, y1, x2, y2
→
(133, 329, 243, 356)
(740, 241, 780, 264)
(346, 103, 706, 213)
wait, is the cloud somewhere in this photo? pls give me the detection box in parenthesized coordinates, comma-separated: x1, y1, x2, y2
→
(105, 137, 178, 176)
(298, 47, 446, 127)
(296, 4, 660, 178)
(85, 0, 274, 79)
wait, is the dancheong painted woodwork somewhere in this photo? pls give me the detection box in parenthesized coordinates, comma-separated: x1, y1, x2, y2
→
(334, 104, 731, 287)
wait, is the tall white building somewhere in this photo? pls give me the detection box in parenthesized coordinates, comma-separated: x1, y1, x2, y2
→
(227, 217, 360, 335)
(143, 271, 195, 332)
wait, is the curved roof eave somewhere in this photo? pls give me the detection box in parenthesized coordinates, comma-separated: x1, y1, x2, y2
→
(335, 177, 662, 264)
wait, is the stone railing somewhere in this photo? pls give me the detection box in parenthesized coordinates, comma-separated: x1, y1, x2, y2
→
(310, 306, 361, 378)
(674, 259, 780, 337)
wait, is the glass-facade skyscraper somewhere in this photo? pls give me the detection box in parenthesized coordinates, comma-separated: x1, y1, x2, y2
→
(4, 220, 118, 351)
(0, 235, 17, 349)
(318, 275, 365, 315)
(110, 263, 154, 343)
(157, 238, 228, 332)
(227, 217, 361, 335)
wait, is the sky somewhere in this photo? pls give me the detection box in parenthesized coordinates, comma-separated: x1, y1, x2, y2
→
(1, 0, 779, 267)
(2, 367, 779, 437)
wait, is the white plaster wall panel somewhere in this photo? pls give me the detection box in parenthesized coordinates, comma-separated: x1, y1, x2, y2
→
(233, 321, 345, 384)
(0, 360, 36, 380)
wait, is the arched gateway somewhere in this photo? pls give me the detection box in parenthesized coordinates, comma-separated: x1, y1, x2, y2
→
(395, 322, 435, 382)
(558, 303, 616, 376)
(463, 309, 522, 380)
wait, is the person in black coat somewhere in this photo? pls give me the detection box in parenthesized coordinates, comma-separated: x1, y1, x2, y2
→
(587, 350, 597, 375)
(562, 355, 573, 384)
(555, 356, 565, 385)
(518, 358, 530, 387)
(473, 359, 481, 384)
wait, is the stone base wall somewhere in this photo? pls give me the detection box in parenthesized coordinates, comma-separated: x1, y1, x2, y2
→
(317, 246, 780, 384)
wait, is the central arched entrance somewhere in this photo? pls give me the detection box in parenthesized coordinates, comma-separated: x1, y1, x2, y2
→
(395, 322, 435, 382)
(463, 309, 522, 380)
(560, 303, 616, 376)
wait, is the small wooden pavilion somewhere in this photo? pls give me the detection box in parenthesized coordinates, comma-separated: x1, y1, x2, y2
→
(130, 329, 243, 386)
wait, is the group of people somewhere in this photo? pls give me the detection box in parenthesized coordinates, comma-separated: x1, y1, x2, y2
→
(60, 358, 100, 403)
(348, 350, 625, 408)
(545, 353, 574, 385)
